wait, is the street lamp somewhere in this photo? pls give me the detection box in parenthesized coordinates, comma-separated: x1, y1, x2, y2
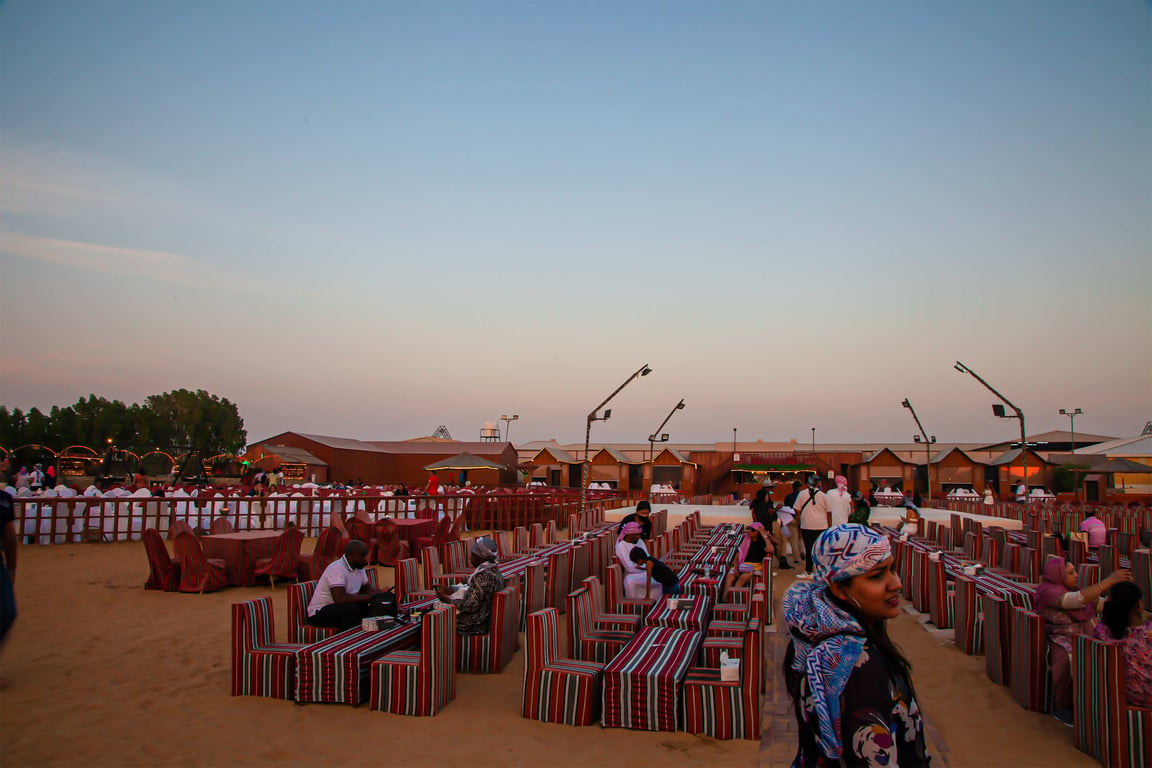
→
(955, 361, 1029, 499)
(648, 399, 686, 466)
(811, 427, 815, 453)
(903, 398, 937, 500)
(580, 364, 652, 513)
(499, 414, 519, 443)
(1059, 408, 1082, 454)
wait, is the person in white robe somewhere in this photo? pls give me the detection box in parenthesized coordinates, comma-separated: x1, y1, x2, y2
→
(615, 521, 657, 599)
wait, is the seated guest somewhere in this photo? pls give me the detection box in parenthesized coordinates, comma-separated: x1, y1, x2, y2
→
(616, 500, 653, 541)
(1094, 581, 1151, 707)
(724, 522, 773, 597)
(1035, 556, 1132, 726)
(848, 491, 871, 526)
(307, 541, 395, 631)
(615, 522, 656, 599)
(898, 504, 920, 537)
(628, 547, 680, 599)
(435, 537, 506, 635)
(1080, 509, 1107, 549)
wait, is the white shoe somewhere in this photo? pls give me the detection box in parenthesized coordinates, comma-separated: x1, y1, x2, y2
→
(796, 573, 813, 580)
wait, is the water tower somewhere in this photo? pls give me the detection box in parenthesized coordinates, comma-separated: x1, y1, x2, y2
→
(480, 421, 501, 442)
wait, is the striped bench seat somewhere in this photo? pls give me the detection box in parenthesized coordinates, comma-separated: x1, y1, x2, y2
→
(522, 608, 604, 726)
(370, 605, 456, 716)
(231, 597, 304, 699)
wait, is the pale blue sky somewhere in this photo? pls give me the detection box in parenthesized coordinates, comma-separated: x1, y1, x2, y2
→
(1, 1, 1149, 446)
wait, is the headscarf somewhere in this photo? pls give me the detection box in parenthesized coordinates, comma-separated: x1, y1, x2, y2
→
(834, 475, 848, 494)
(617, 521, 642, 542)
(782, 524, 893, 758)
(1034, 556, 1095, 622)
(738, 522, 766, 562)
(469, 536, 499, 562)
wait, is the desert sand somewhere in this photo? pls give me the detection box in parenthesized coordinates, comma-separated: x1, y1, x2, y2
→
(0, 508, 1097, 767)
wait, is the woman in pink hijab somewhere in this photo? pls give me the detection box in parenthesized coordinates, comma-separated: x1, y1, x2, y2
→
(1034, 556, 1131, 726)
(723, 522, 773, 597)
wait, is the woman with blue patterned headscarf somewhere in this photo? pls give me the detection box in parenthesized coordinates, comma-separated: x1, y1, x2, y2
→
(782, 524, 930, 767)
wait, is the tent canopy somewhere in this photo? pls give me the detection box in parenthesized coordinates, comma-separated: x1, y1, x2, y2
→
(423, 452, 507, 472)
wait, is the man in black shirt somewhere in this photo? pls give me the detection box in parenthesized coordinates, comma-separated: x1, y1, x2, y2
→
(783, 481, 802, 510)
(628, 546, 679, 598)
(616, 500, 653, 541)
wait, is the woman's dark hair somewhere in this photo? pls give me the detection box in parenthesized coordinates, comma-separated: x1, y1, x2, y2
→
(754, 486, 769, 503)
(783, 585, 914, 703)
(637, 500, 651, 513)
(1101, 581, 1143, 640)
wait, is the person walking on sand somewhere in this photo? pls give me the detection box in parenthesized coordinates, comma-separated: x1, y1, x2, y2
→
(795, 475, 831, 580)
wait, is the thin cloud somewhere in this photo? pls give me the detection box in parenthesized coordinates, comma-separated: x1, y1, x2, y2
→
(0, 230, 233, 288)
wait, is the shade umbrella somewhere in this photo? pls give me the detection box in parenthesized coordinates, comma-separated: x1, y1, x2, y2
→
(423, 452, 508, 485)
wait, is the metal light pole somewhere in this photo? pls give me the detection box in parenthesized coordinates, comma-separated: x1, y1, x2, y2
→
(499, 414, 519, 443)
(648, 399, 686, 465)
(955, 361, 1028, 499)
(811, 427, 815, 453)
(1059, 408, 1082, 454)
(902, 399, 937, 500)
(580, 364, 652, 514)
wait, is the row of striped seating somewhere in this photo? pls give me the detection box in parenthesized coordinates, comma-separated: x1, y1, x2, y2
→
(232, 595, 459, 715)
(883, 522, 1152, 767)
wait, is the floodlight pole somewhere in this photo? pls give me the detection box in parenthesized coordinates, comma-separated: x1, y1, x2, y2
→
(580, 364, 652, 514)
(954, 361, 1028, 500)
(901, 398, 935, 500)
(1059, 408, 1082, 454)
(648, 399, 686, 465)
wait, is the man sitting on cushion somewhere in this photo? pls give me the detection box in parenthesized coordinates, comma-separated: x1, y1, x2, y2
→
(307, 540, 394, 631)
(435, 537, 506, 635)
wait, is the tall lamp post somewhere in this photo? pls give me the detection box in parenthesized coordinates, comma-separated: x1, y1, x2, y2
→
(901, 399, 937, 500)
(954, 361, 1028, 498)
(499, 414, 519, 443)
(580, 364, 652, 513)
(811, 427, 815, 453)
(1059, 408, 1082, 454)
(648, 399, 686, 465)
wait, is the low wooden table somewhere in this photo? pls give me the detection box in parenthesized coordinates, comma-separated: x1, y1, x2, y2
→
(601, 626, 702, 731)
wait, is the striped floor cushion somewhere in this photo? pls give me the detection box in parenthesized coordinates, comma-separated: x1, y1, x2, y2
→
(680, 619, 762, 740)
(457, 586, 519, 673)
(370, 606, 456, 716)
(1009, 606, 1050, 713)
(523, 608, 604, 727)
(1072, 633, 1152, 767)
(953, 576, 984, 656)
(982, 594, 1008, 685)
(231, 597, 303, 699)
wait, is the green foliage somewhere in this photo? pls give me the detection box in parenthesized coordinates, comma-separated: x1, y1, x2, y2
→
(1053, 463, 1090, 494)
(0, 390, 246, 456)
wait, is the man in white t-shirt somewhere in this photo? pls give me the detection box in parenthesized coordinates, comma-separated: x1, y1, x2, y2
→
(307, 541, 393, 631)
(795, 475, 831, 579)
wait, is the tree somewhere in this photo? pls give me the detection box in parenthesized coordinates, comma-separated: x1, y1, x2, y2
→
(144, 389, 246, 456)
(0, 390, 246, 457)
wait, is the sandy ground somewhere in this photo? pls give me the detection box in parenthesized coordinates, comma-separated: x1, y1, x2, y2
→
(0, 510, 1091, 768)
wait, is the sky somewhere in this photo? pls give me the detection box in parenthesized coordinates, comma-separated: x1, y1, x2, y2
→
(1, 1, 1150, 448)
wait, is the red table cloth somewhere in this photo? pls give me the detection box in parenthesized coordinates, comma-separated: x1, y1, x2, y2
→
(387, 517, 436, 546)
(601, 626, 702, 731)
(202, 531, 280, 586)
(295, 608, 432, 705)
